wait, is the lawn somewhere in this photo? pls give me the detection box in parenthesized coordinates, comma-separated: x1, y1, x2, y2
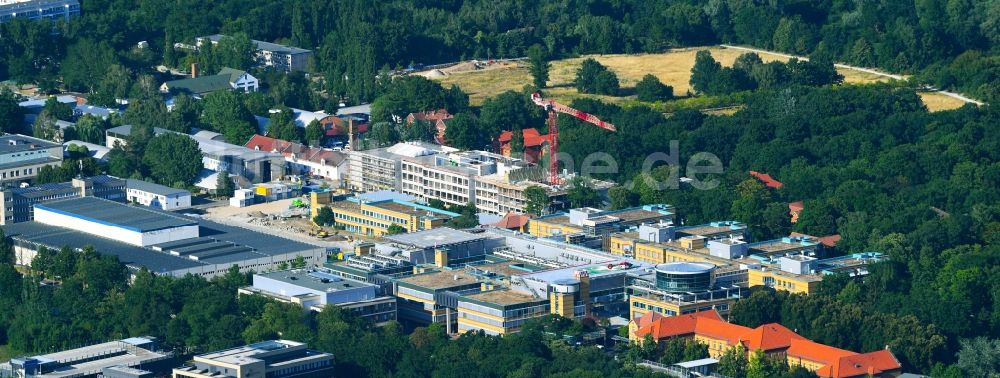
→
(423, 46, 965, 111)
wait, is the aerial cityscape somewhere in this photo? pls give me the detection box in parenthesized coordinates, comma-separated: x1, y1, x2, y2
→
(0, 0, 997, 377)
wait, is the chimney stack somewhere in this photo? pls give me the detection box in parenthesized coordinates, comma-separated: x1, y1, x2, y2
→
(348, 119, 356, 150)
(191, 63, 198, 78)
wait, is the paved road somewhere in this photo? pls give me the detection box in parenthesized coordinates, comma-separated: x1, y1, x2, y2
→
(719, 44, 984, 106)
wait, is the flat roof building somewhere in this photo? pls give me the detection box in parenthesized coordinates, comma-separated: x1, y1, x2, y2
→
(4, 197, 325, 278)
(0, 134, 63, 184)
(528, 204, 674, 241)
(349, 142, 613, 215)
(172, 340, 333, 378)
(0, 175, 125, 225)
(239, 269, 396, 326)
(197, 35, 313, 73)
(0, 337, 172, 378)
(328, 196, 458, 237)
(0, 0, 80, 24)
(126, 179, 192, 211)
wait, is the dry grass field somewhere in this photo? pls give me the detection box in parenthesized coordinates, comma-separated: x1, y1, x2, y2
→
(422, 46, 965, 111)
(918, 92, 969, 112)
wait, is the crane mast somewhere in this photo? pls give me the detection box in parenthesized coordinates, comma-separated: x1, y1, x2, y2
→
(529, 93, 616, 185)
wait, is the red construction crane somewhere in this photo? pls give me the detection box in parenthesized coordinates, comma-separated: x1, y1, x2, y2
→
(530, 92, 617, 185)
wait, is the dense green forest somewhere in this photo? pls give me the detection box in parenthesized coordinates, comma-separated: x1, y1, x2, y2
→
(557, 82, 1000, 374)
(1, 0, 998, 104)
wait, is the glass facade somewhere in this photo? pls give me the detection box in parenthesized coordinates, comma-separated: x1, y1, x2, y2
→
(655, 270, 713, 292)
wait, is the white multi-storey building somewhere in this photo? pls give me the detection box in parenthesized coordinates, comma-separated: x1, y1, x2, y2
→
(347, 141, 455, 193)
(126, 179, 192, 211)
(401, 150, 525, 209)
(347, 142, 612, 215)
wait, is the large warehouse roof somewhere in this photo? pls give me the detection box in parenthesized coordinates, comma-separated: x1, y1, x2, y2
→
(36, 197, 196, 232)
(3, 214, 321, 275)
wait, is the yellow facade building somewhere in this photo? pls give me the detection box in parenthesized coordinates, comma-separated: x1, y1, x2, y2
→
(328, 197, 458, 237)
(528, 204, 674, 238)
(628, 292, 740, 321)
(456, 289, 550, 335)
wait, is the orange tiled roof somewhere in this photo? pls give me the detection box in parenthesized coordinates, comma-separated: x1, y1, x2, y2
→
(493, 212, 531, 230)
(815, 350, 901, 378)
(749, 171, 784, 189)
(636, 312, 902, 378)
(407, 109, 452, 122)
(740, 323, 806, 351)
(789, 232, 840, 248)
(789, 201, 804, 212)
(498, 128, 551, 148)
(788, 338, 856, 366)
(818, 234, 841, 248)
(633, 310, 723, 340)
(244, 135, 344, 167)
(693, 317, 752, 345)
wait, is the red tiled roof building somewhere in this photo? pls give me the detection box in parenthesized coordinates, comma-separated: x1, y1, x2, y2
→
(629, 310, 903, 378)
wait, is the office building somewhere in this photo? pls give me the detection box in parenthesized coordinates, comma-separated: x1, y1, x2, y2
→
(172, 340, 333, 378)
(348, 142, 615, 215)
(0, 0, 79, 24)
(126, 179, 192, 210)
(610, 226, 879, 295)
(629, 310, 903, 378)
(743, 252, 885, 295)
(626, 262, 745, 320)
(608, 221, 748, 263)
(0, 175, 125, 225)
(335, 227, 722, 336)
(347, 141, 455, 193)
(328, 195, 458, 237)
(528, 204, 675, 240)
(239, 269, 396, 326)
(401, 150, 525, 209)
(197, 35, 313, 72)
(4, 197, 325, 278)
(0, 134, 63, 184)
(0, 337, 173, 378)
